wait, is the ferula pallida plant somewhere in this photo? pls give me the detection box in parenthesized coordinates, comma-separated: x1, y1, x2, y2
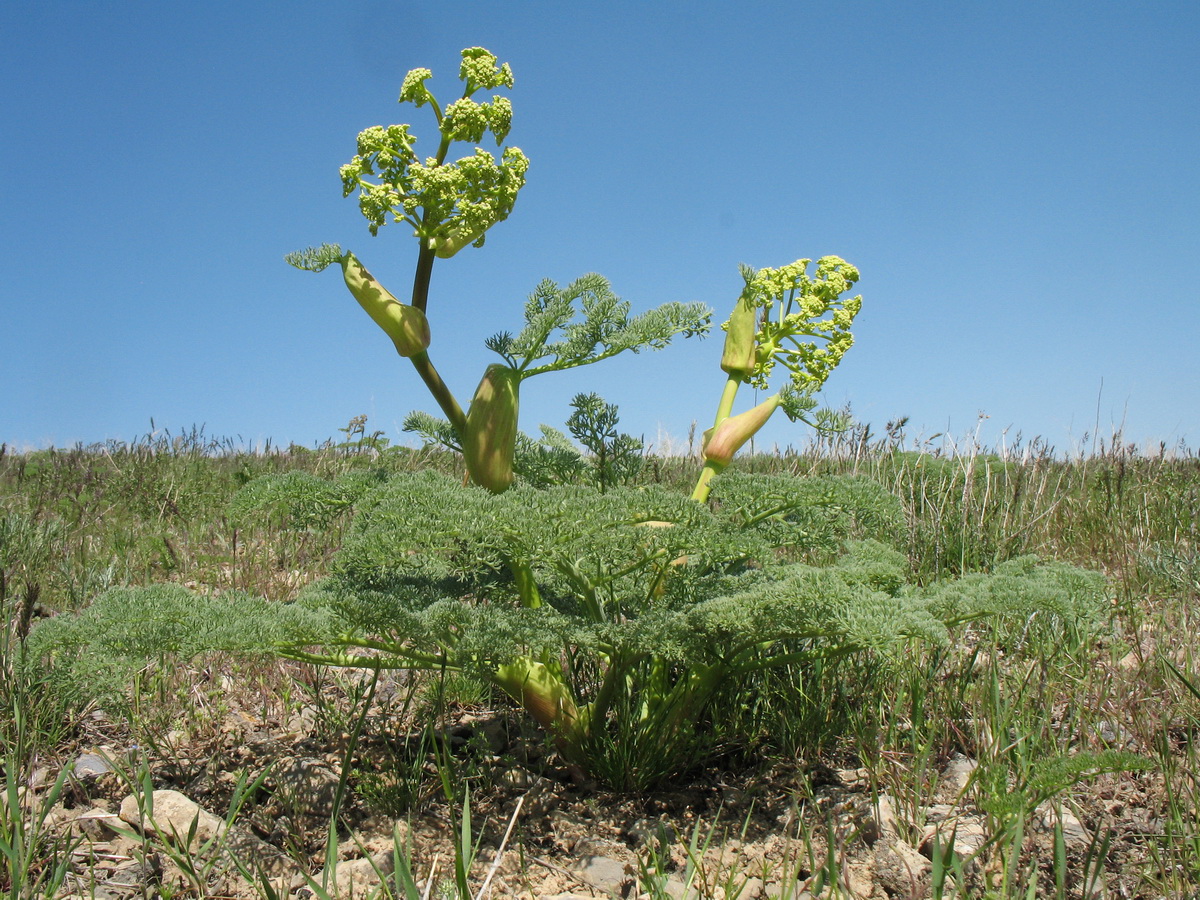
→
(286, 48, 708, 492)
(21, 47, 1118, 801)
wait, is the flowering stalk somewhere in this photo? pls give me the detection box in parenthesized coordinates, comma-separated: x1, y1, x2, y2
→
(290, 49, 708, 494)
(691, 258, 862, 503)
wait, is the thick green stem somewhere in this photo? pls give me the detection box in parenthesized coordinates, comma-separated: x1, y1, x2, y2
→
(407, 350, 468, 437)
(405, 132, 453, 307)
(691, 375, 744, 503)
(410, 246, 436, 314)
(657, 663, 726, 738)
(690, 463, 723, 503)
(588, 649, 646, 729)
(509, 559, 542, 609)
(712, 374, 742, 428)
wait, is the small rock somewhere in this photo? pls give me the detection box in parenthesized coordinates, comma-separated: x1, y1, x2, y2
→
(660, 873, 698, 899)
(315, 849, 396, 898)
(73, 752, 114, 779)
(268, 756, 340, 819)
(920, 814, 988, 867)
(843, 861, 876, 899)
(923, 803, 955, 823)
(119, 789, 301, 887)
(1117, 649, 1142, 670)
(935, 754, 978, 802)
(105, 853, 164, 891)
(1094, 720, 1136, 749)
(457, 710, 510, 753)
(835, 767, 871, 789)
(843, 792, 901, 847)
(72, 806, 125, 840)
(741, 876, 765, 898)
(282, 705, 318, 738)
(874, 838, 931, 896)
(1032, 803, 1090, 848)
(869, 793, 901, 845)
(120, 790, 225, 851)
(499, 766, 540, 790)
(572, 853, 631, 894)
(764, 884, 813, 900)
(625, 817, 677, 848)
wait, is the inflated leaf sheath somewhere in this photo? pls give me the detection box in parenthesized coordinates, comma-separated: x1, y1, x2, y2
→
(430, 225, 484, 259)
(720, 291, 759, 378)
(463, 364, 521, 492)
(340, 253, 431, 357)
(702, 395, 782, 468)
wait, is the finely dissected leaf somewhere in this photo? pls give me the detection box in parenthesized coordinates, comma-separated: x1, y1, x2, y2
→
(26, 586, 334, 662)
(922, 555, 1109, 629)
(284, 243, 344, 273)
(710, 471, 906, 552)
(496, 274, 711, 375)
(402, 409, 464, 453)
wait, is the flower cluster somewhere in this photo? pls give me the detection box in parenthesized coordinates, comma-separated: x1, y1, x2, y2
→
(337, 47, 526, 254)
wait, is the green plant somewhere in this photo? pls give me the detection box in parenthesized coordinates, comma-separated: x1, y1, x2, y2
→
(406, 391, 645, 491)
(31, 470, 1109, 792)
(1, 510, 83, 755)
(10, 47, 1161, 897)
(0, 756, 77, 899)
(564, 392, 645, 491)
(637, 811, 756, 900)
(104, 754, 275, 899)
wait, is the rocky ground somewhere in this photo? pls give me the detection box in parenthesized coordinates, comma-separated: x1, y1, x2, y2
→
(15, 663, 1169, 900)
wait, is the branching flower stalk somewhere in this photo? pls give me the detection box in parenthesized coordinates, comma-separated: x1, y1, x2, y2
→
(287, 48, 521, 445)
(691, 258, 863, 502)
(287, 48, 708, 492)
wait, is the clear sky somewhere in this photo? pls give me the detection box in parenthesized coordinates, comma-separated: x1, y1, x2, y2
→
(3, 1, 1197, 457)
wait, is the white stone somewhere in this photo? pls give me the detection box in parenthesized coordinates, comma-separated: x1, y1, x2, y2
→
(873, 839, 931, 896)
(935, 754, 978, 802)
(120, 789, 225, 851)
(921, 814, 988, 867)
(1033, 803, 1090, 848)
(315, 850, 396, 898)
(119, 789, 300, 889)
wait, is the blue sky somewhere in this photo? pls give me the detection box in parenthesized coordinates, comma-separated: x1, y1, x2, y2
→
(3, 1, 1197, 456)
